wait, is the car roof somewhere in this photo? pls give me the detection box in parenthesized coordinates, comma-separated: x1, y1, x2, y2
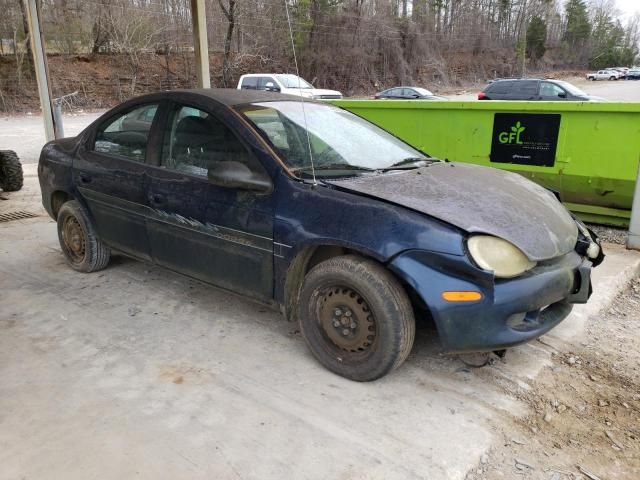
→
(135, 88, 309, 107)
(240, 73, 295, 77)
(490, 78, 544, 83)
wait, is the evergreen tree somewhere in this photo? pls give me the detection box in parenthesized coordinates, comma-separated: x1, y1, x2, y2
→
(526, 16, 547, 61)
(564, 0, 590, 45)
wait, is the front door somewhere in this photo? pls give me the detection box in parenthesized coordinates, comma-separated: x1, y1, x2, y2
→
(145, 103, 275, 301)
(539, 81, 567, 101)
(74, 102, 162, 261)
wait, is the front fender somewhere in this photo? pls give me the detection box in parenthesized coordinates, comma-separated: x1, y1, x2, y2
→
(389, 249, 586, 352)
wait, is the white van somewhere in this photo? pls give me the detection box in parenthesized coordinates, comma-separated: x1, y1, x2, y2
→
(237, 74, 343, 99)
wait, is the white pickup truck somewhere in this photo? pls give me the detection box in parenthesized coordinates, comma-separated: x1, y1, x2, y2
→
(586, 70, 619, 81)
(237, 74, 343, 99)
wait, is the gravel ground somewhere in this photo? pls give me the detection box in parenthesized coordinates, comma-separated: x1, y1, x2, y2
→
(466, 275, 640, 480)
(587, 224, 629, 246)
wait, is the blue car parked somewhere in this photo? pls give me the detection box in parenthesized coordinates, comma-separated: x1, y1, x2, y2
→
(38, 89, 602, 381)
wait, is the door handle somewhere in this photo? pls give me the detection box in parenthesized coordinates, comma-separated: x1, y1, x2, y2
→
(149, 193, 166, 205)
(79, 173, 92, 184)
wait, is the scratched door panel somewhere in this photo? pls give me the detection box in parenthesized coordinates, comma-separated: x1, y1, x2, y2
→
(145, 167, 275, 301)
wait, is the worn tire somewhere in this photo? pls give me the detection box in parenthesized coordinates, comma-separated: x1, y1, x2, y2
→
(57, 200, 110, 272)
(298, 255, 415, 381)
(0, 150, 24, 192)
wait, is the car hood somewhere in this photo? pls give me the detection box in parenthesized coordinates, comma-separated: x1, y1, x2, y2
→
(329, 162, 578, 262)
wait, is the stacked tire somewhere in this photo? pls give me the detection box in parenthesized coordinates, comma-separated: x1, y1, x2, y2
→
(0, 150, 24, 192)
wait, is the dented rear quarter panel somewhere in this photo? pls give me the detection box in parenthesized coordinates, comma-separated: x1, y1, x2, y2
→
(38, 138, 81, 218)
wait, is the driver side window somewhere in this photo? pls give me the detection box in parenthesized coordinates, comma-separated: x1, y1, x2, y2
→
(161, 104, 258, 178)
(94, 103, 159, 162)
(540, 82, 565, 97)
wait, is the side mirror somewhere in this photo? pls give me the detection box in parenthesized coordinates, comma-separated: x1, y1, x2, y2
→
(558, 91, 567, 98)
(208, 161, 272, 193)
(264, 82, 281, 93)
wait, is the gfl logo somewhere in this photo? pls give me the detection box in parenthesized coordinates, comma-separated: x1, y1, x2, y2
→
(499, 121, 526, 144)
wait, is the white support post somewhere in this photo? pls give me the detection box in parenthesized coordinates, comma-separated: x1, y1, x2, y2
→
(190, 0, 211, 89)
(25, 0, 57, 141)
(628, 160, 640, 250)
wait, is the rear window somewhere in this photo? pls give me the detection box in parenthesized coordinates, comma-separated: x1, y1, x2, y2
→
(486, 81, 514, 94)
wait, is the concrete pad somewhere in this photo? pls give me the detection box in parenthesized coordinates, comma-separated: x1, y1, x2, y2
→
(1, 170, 639, 479)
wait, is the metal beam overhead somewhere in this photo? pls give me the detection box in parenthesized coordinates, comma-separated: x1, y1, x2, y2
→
(190, 0, 211, 89)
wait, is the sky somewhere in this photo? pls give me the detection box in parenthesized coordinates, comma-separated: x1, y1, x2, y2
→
(615, 0, 640, 21)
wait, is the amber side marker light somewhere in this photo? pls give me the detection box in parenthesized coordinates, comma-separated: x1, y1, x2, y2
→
(442, 291, 483, 302)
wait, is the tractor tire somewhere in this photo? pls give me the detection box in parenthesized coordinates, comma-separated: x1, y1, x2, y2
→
(0, 150, 24, 192)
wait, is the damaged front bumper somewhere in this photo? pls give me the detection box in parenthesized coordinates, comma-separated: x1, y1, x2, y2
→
(389, 249, 593, 353)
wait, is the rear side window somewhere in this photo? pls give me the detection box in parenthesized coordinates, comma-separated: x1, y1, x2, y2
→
(94, 103, 159, 162)
(516, 80, 539, 95)
(486, 81, 514, 94)
(241, 77, 258, 90)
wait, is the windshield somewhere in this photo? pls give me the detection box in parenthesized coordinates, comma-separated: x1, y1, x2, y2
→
(413, 87, 434, 96)
(238, 101, 428, 177)
(275, 74, 313, 89)
(555, 80, 587, 97)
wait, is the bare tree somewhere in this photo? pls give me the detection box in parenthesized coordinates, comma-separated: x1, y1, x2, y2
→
(217, 0, 236, 87)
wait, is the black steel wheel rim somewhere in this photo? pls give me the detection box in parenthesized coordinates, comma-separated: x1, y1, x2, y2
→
(61, 215, 86, 263)
(316, 285, 377, 356)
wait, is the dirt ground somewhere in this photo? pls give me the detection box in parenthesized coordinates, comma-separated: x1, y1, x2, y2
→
(465, 277, 640, 480)
(1, 162, 639, 479)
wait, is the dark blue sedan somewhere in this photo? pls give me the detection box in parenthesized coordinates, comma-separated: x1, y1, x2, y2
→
(38, 89, 602, 381)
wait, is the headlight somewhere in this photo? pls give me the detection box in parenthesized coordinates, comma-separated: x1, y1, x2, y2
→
(467, 235, 536, 278)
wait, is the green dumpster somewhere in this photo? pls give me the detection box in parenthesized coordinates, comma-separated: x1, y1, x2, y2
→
(333, 100, 640, 226)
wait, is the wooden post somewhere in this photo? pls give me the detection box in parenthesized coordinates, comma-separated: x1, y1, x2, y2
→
(190, 0, 211, 88)
(25, 0, 57, 141)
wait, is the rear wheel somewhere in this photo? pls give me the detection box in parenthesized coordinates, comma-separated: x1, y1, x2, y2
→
(298, 255, 415, 381)
(0, 150, 23, 192)
(57, 200, 110, 272)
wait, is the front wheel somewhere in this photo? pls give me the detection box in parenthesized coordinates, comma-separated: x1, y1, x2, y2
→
(298, 255, 416, 381)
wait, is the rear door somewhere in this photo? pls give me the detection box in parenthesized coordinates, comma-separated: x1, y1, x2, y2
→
(382, 88, 400, 99)
(145, 102, 275, 300)
(486, 81, 514, 99)
(73, 102, 164, 261)
(402, 88, 419, 98)
(512, 80, 539, 100)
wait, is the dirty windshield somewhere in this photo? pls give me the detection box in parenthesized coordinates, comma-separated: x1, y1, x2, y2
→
(238, 101, 428, 177)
